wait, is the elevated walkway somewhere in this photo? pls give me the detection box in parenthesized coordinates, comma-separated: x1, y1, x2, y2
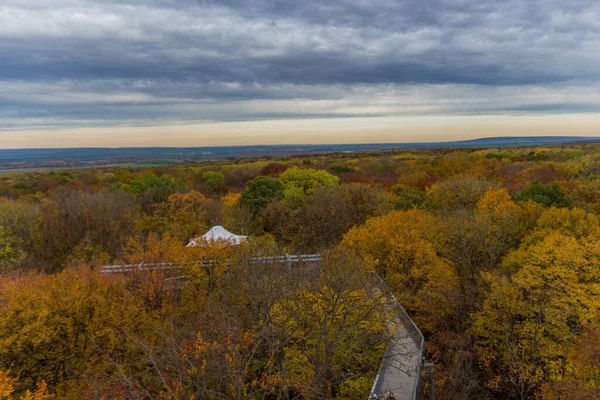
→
(368, 272, 424, 400)
(101, 257, 426, 400)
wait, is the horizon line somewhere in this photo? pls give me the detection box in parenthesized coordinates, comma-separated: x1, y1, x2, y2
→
(1, 135, 599, 152)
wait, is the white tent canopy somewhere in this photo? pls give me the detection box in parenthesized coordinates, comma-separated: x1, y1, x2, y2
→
(187, 225, 248, 247)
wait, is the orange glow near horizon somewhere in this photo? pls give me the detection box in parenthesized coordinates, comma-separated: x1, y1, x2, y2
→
(1, 114, 599, 149)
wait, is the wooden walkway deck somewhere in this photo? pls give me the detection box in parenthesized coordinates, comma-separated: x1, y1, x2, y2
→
(370, 321, 422, 399)
(368, 272, 424, 400)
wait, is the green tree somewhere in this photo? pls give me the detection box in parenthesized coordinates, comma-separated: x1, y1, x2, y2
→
(0, 199, 40, 246)
(0, 226, 25, 269)
(202, 171, 225, 193)
(126, 174, 185, 212)
(279, 167, 339, 207)
(240, 176, 284, 216)
(513, 182, 573, 208)
(392, 186, 429, 211)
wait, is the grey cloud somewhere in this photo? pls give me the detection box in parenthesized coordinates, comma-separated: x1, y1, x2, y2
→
(0, 0, 599, 129)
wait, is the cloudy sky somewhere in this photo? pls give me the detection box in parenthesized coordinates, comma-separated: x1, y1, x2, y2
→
(1, 0, 599, 148)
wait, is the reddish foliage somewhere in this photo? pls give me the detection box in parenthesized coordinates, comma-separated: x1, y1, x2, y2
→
(337, 171, 373, 184)
(260, 162, 289, 177)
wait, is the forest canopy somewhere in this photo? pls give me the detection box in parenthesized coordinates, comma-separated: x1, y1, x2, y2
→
(1, 144, 600, 399)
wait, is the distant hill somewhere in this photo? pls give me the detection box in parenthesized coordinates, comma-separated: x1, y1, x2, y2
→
(0, 136, 598, 168)
(442, 136, 600, 148)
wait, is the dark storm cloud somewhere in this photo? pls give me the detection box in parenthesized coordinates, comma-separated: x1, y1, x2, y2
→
(0, 0, 599, 127)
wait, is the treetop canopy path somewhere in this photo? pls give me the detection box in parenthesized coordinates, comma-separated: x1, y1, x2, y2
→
(368, 272, 425, 400)
(100, 254, 427, 400)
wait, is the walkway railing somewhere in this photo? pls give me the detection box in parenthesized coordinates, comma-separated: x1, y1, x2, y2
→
(100, 254, 322, 274)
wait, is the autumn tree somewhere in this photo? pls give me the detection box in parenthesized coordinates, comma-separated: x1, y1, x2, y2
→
(99, 241, 295, 400)
(199, 243, 304, 399)
(0, 199, 40, 269)
(134, 190, 215, 242)
(572, 179, 600, 215)
(125, 174, 186, 213)
(427, 175, 499, 211)
(475, 189, 541, 271)
(432, 189, 541, 287)
(343, 210, 453, 286)
(0, 268, 171, 398)
(552, 317, 600, 398)
(273, 247, 389, 399)
(221, 192, 255, 235)
(260, 162, 289, 177)
(430, 152, 474, 177)
(290, 183, 392, 252)
(343, 210, 459, 330)
(174, 239, 233, 295)
(120, 232, 182, 264)
(0, 371, 53, 400)
(31, 191, 139, 271)
(472, 208, 600, 399)
(223, 165, 261, 191)
(103, 244, 389, 400)
(257, 200, 294, 245)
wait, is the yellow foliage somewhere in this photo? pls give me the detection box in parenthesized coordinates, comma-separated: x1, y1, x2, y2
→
(0, 268, 168, 397)
(477, 188, 517, 215)
(135, 191, 212, 242)
(343, 210, 457, 291)
(175, 243, 232, 292)
(19, 381, 53, 400)
(121, 232, 183, 264)
(473, 208, 600, 396)
(0, 370, 15, 399)
(0, 371, 53, 400)
(426, 175, 497, 210)
(221, 192, 240, 208)
(534, 207, 600, 240)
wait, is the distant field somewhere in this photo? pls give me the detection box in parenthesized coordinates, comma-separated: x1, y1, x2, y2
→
(0, 160, 180, 175)
(1, 137, 599, 171)
(0, 166, 79, 175)
(102, 160, 180, 168)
